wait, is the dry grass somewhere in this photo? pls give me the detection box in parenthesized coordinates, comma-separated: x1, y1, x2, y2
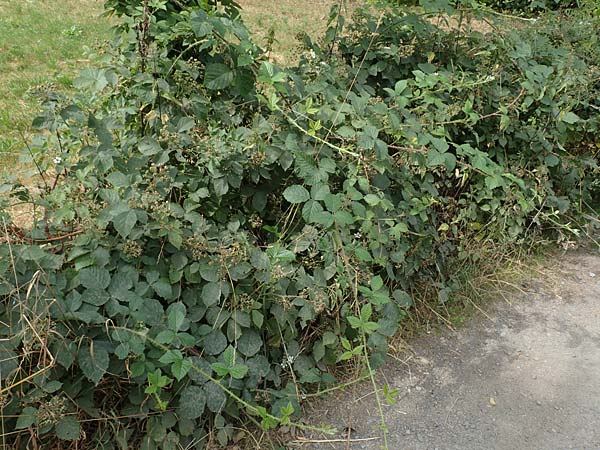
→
(238, 0, 354, 64)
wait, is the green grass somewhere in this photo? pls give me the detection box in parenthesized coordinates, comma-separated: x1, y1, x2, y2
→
(0, 0, 111, 175)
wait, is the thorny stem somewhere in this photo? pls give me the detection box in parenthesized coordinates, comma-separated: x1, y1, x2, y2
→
(116, 327, 337, 436)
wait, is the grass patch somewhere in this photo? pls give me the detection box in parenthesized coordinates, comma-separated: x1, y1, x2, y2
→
(238, 0, 346, 64)
(0, 0, 111, 176)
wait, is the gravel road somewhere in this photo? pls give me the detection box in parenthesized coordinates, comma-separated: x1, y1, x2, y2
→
(295, 251, 600, 450)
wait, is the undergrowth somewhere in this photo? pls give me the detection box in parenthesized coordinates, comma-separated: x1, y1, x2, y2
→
(1, 0, 599, 449)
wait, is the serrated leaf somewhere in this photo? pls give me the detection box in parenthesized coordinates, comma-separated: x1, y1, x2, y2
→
(131, 297, 164, 326)
(251, 310, 264, 328)
(55, 416, 81, 440)
(361, 303, 373, 321)
(42, 380, 63, 393)
(393, 289, 413, 307)
(79, 267, 110, 290)
(203, 330, 227, 356)
(228, 363, 248, 379)
(283, 185, 310, 204)
(201, 282, 221, 307)
(159, 349, 183, 365)
(313, 341, 325, 361)
(81, 288, 110, 306)
(153, 279, 173, 299)
(190, 9, 212, 37)
(168, 303, 186, 332)
(78, 344, 109, 385)
(138, 137, 162, 155)
(363, 194, 380, 206)
(171, 358, 192, 381)
(427, 149, 446, 167)
(177, 385, 206, 419)
(155, 330, 177, 344)
(371, 276, 384, 292)
(113, 210, 137, 238)
(545, 154, 560, 167)
(74, 69, 107, 92)
(302, 199, 324, 222)
(347, 316, 362, 329)
(168, 230, 183, 249)
(204, 63, 234, 90)
(188, 356, 213, 384)
(15, 407, 37, 429)
(237, 329, 262, 357)
(204, 381, 227, 412)
(560, 111, 580, 124)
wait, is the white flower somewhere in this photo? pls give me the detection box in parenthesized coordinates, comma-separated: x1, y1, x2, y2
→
(53, 157, 63, 165)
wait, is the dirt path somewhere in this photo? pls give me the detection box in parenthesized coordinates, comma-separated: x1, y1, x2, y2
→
(296, 251, 600, 450)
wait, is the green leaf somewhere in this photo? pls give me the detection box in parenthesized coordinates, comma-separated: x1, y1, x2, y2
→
(138, 137, 162, 155)
(228, 363, 248, 379)
(81, 288, 110, 306)
(545, 154, 560, 167)
(363, 321, 379, 333)
(211, 362, 230, 377)
(560, 111, 580, 124)
(364, 194, 380, 206)
(203, 330, 227, 356)
(78, 344, 109, 385)
(146, 369, 171, 393)
(190, 10, 212, 37)
(201, 282, 221, 307)
(15, 407, 37, 429)
(204, 63, 234, 90)
(168, 230, 183, 249)
(171, 358, 192, 381)
(354, 247, 372, 262)
(79, 267, 110, 290)
(131, 297, 164, 326)
(153, 279, 173, 299)
(42, 380, 63, 393)
(370, 276, 384, 292)
(347, 316, 362, 329)
(313, 341, 325, 361)
(360, 303, 373, 322)
(186, 357, 211, 385)
(55, 416, 81, 441)
(222, 346, 236, 366)
(168, 303, 186, 332)
(334, 210, 354, 226)
(113, 210, 137, 238)
(177, 385, 206, 419)
(283, 185, 310, 204)
(159, 349, 184, 365)
(74, 69, 107, 91)
(204, 381, 227, 412)
(393, 289, 413, 307)
(251, 310, 264, 328)
(427, 149, 446, 167)
(302, 200, 327, 224)
(237, 330, 262, 357)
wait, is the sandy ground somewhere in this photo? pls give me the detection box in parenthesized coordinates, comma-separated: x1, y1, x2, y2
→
(295, 251, 600, 450)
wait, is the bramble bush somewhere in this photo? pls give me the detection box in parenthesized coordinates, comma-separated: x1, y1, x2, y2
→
(1, 0, 598, 448)
(479, 0, 579, 14)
